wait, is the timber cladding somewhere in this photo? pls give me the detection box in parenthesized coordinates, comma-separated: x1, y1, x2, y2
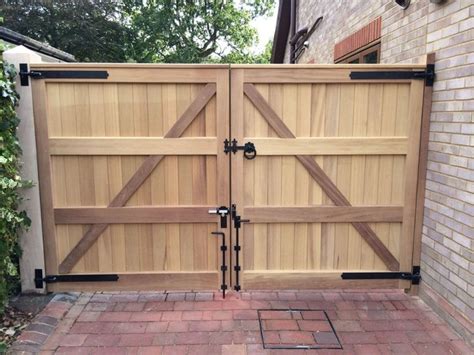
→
(31, 63, 428, 291)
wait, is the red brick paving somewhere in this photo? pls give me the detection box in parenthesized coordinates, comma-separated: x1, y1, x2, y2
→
(10, 289, 472, 354)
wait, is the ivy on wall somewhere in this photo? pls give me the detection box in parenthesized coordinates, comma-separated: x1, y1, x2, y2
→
(0, 42, 31, 313)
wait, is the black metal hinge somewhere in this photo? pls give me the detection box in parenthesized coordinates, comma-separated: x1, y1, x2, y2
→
(19, 63, 109, 86)
(34, 269, 119, 289)
(224, 139, 257, 160)
(350, 64, 435, 86)
(341, 266, 421, 285)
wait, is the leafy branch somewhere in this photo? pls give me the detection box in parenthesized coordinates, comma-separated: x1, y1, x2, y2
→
(0, 40, 31, 315)
(1, 0, 274, 63)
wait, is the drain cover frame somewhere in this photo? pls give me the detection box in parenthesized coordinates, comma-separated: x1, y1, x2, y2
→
(257, 308, 343, 350)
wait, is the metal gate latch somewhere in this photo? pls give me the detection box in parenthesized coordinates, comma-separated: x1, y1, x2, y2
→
(211, 231, 228, 298)
(231, 204, 249, 292)
(208, 206, 230, 228)
(224, 139, 257, 160)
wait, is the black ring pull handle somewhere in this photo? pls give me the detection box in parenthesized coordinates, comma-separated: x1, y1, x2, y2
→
(224, 139, 257, 160)
(243, 142, 257, 160)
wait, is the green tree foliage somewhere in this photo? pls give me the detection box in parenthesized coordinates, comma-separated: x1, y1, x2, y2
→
(0, 0, 274, 63)
(0, 0, 129, 62)
(0, 41, 31, 314)
(122, 0, 273, 63)
(219, 40, 272, 64)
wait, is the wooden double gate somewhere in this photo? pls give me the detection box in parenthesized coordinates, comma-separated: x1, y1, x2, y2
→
(28, 63, 432, 292)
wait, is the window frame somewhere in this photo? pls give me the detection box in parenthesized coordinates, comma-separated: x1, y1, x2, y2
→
(335, 42, 381, 64)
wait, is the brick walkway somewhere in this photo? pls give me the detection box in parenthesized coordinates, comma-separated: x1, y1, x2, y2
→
(12, 290, 472, 354)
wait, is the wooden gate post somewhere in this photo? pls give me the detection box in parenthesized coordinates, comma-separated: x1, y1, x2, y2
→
(4, 46, 47, 293)
(410, 53, 436, 294)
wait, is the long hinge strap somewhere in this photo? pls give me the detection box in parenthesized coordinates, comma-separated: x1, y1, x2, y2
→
(19, 63, 109, 86)
(350, 64, 435, 86)
(34, 269, 118, 288)
(341, 266, 421, 285)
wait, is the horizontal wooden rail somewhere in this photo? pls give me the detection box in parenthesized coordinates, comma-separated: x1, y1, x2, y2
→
(249, 137, 408, 155)
(48, 271, 219, 292)
(49, 137, 217, 155)
(242, 271, 403, 289)
(54, 206, 217, 224)
(242, 67, 422, 83)
(231, 64, 427, 69)
(243, 206, 403, 223)
(31, 66, 222, 83)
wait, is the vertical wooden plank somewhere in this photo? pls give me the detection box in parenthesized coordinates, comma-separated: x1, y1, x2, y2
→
(163, 84, 180, 270)
(374, 84, 398, 270)
(267, 85, 282, 270)
(118, 84, 140, 271)
(147, 84, 166, 271)
(177, 84, 194, 271)
(231, 69, 245, 284)
(75, 84, 99, 272)
(46, 84, 62, 137)
(59, 84, 84, 272)
(334, 84, 354, 270)
(104, 84, 126, 272)
(133, 84, 153, 271)
(205, 94, 217, 272)
(348, 84, 369, 269)
(362, 83, 383, 269)
(89, 84, 113, 272)
(243, 93, 255, 273)
(254, 84, 269, 270)
(216, 69, 230, 283)
(310, 84, 326, 138)
(308, 84, 325, 270)
(400, 79, 424, 280)
(192, 221, 208, 271)
(321, 84, 340, 270)
(192, 84, 209, 271)
(32, 80, 58, 278)
(391, 84, 410, 271)
(280, 84, 297, 270)
(147, 84, 164, 137)
(294, 84, 311, 269)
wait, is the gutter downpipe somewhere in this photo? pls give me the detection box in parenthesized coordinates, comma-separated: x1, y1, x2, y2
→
(289, 0, 296, 64)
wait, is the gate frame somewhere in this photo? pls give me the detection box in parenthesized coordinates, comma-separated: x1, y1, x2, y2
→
(30, 63, 230, 292)
(27, 61, 433, 293)
(229, 62, 432, 292)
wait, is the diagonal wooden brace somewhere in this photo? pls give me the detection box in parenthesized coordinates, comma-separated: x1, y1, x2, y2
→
(58, 83, 217, 274)
(244, 83, 400, 271)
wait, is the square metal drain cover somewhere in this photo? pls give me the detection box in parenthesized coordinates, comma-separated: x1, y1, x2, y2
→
(257, 309, 342, 350)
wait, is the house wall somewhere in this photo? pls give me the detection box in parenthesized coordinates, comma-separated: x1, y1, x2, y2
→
(285, 0, 473, 343)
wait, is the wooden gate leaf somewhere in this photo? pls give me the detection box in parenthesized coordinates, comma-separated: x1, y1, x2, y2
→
(243, 83, 400, 271)
(58, 83, 217, 274)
